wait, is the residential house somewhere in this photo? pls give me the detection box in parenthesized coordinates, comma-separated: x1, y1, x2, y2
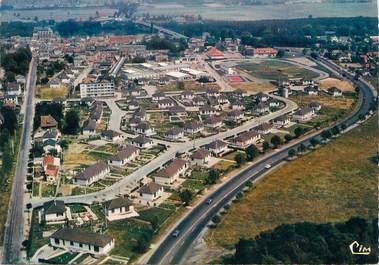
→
(134, 122, 155, 136)
(40, 115, 58, 129)
(192, 96, 206, 106)
(6, 82, 22, 96)
(164, 128, 184, 141)
(104, 197, 138, 221)
(256, 92, 269, 102)
(82, 119, 97, 135)
(101, 130, 123, 143)
(272, 115, 291, 127)
(181, 91, 195, 100)
(204, 116, 223, 128)
(129, 135, 154, 149)
(191, 149, 212, 166)
(226, 110, 244, 122)
(137, 182, 164, 206)
(231, 131, 261, 149)
(255, 103, 270, 114)
(304, 86, 319, 95)
(41, 200, 67, 224)
(50, 228, 115, 255)
(152, 92, 166, 101)
(154, 159, 189, 186)
(168, 106, 187, 116)
(184, 121, 204, 134)
(108, 145, 140, 167)
(292, 107, 315, 122)
(310, 102, 322, 111)
(254, 123, 273, 135)
(200, 105, 218, 116)
(73, 162, 110, 186)
(328, 87, 343, 97)
(206, 140, 228, 156)
(158, 99, 175, 109)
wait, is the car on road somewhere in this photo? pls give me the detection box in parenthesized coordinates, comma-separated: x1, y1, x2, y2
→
(264, 164, 272, 169)
(172, 230, 180, 237)
(206, 198, 213, 205)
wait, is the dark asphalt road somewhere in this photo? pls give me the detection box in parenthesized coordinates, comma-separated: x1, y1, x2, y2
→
(2, 57, 37, 264)
(147, 58, 376, 265)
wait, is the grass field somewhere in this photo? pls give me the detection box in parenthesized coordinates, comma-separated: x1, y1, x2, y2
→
(238, 60, 319, 81)
(319, 77, 355, 92)
(36, 86, 69, 100)
(230, 82, 275, 93)
(206, 115, 378, 249)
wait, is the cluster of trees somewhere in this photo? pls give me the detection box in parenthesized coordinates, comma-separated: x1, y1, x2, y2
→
(37, 60, 65, 84)
(144, 36, 188, 55)
(230, 217, 378, 264)
(234, 144, 260, 167)
(162, 17, 377, 47)
(33, 102, 80, 135)
(55, 20, 150, 37)
(0, 107, 18, 190)
(0, 47, 32, 82)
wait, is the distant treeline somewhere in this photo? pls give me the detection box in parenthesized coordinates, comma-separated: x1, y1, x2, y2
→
(162, 17, 377, 47)
(0, 16, 377, 42)
(0, 20, 151, 38)
(226, 217, 378, 264)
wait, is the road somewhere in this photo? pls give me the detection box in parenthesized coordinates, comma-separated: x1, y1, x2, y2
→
(2, 57, 37, 264)
(133, 19, 189, 40)
(28, 94, 298, 208)
(145, 58, 376, 265)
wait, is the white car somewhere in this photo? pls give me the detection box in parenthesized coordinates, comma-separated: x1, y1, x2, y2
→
(264, 164, 272, 169)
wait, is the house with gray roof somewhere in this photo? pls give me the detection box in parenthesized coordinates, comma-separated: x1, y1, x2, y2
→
(50, 228, 114, 255)
(73, 162, 110, 186)
(104, 197, 138, 221)
(41, 200, 67, 224)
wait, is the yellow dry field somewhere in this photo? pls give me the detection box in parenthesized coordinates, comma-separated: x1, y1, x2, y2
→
(293, 95, 354, 110)
(319, 78, 355, 92)
(63, 142, 94, 171)
(36, 85, 69, 100)
(206, 115, 378, 249)
(231, 82, 276, 93)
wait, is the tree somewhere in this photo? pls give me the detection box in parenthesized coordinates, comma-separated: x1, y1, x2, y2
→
(235, 192, 244, 201)
(297, 143, 306, 153)
(270, 135, 282, 148)
(1, 107, 18, 135)
(206, 169, 220, 185)
(331, 126, 340, 135)
(294, 127, 305, 138)
(235, 153, 247, 167)
(321, 130, 332, 140)
(276, 49, 285, 58)
(245, 145, 259, 161)
(63, 110, 80, 135)
(284, 134, 293, 142)
(310, 138, 319, 147)
(288, 149, 296, 157)
(262, 141, 270, 151)
(179, 189, 193, 206)
(212, 215, 221, 224)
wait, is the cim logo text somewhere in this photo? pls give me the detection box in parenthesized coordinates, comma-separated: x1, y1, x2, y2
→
(349, 241, 371, 255)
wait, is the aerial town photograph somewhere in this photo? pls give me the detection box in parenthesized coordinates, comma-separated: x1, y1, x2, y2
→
(0, 0, 377, 264)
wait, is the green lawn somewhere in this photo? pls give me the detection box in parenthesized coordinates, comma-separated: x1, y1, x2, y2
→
(182, 179, 206, 193)
(108, 220, 154, 261)
(27, 210, 49, 258)
(136, 207, 175, 226)
(47, 252, 78, 264)
(238, 60, 319, 81)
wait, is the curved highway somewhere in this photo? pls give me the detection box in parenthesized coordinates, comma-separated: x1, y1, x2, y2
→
(146, 57, 376, 265)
